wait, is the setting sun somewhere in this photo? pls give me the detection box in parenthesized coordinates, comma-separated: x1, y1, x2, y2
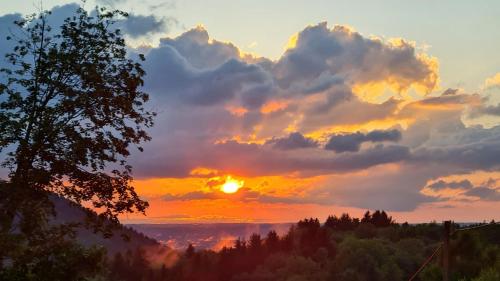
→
(220, 176, 244, 194)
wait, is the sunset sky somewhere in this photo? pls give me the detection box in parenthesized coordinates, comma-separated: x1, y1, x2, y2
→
(1, 0, 500, 223)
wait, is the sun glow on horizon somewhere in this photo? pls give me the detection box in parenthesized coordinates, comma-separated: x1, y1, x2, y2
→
(220, 176, 244, 194)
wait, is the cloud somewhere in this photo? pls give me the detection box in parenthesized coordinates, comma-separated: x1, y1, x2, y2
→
(0, 13, 22, 69)
(483, 73, 500, 90)
(133, 140, 411, 178)
(469, 103, 500, 118)
(273, 23, 438, 93)
(266, 132, 318, 150)
(95, 0, 127, 7)
(424, 175, 500, 202)
(158, 26, 242, 69)
(464, 187, 500, 201)
(142, 39, 272, 106)
(161, 187, 335, 206)
(441, 88, 459, 96)
(427, 179, 473, 190)
(160, 163, 441, 212)
(137, 22, 440, 142)
(3, 9, 500, 213)
(325, 129, 401, 152)
(118, 14, 175, 38)
(411, 136, 500, 171)
(127, 24, 500, 213)
(49, 4, 173, 39)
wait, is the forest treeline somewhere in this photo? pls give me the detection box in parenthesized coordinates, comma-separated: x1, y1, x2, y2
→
(109, 211, 500, 281)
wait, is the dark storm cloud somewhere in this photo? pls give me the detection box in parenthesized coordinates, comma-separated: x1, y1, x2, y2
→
(325, 129, 402, 153)
(266, 132, 318, 150)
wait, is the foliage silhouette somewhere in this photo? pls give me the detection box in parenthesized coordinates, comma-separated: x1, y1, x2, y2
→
(0, 4, 154, 279)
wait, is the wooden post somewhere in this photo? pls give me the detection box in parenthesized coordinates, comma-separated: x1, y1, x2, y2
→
(443, 221, 451, 281)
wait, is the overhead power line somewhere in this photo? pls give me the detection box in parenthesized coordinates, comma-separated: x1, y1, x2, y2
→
(408, 243, 443, 281)
(452, 222, 498, 234)
(407, 221, 498, 281)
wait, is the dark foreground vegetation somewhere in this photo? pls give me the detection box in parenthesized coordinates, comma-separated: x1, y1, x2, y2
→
(107, 211, 500, 281)
(2, 208, 499, 281)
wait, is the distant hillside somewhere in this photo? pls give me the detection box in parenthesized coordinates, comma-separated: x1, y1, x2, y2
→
(129, 223, 293, 250)
(52, 196, 161, 255)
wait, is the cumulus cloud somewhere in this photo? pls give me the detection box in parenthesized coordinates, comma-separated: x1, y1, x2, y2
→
(325, 129, 401, 152)
(158, 26, 242, 69)
(142, 39, 272, 106)
(484, 73, 500, 90)
(273, 23, 438, 93)
(138, 22, 440, 138)
(118, 14, 175, 38)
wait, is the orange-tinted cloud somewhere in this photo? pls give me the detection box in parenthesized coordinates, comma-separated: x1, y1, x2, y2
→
(112, 23, 500, 221)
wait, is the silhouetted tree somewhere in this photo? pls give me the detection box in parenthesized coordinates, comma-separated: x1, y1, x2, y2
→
(361, 210, 372, 223)
(325, 215, 340, 229)
(0, 4, 154, 279)
(265, 230, 280, 253)
(249, 234, 263, 253)
(186, 243, 195, 258)
(370, 210, 394, 227)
